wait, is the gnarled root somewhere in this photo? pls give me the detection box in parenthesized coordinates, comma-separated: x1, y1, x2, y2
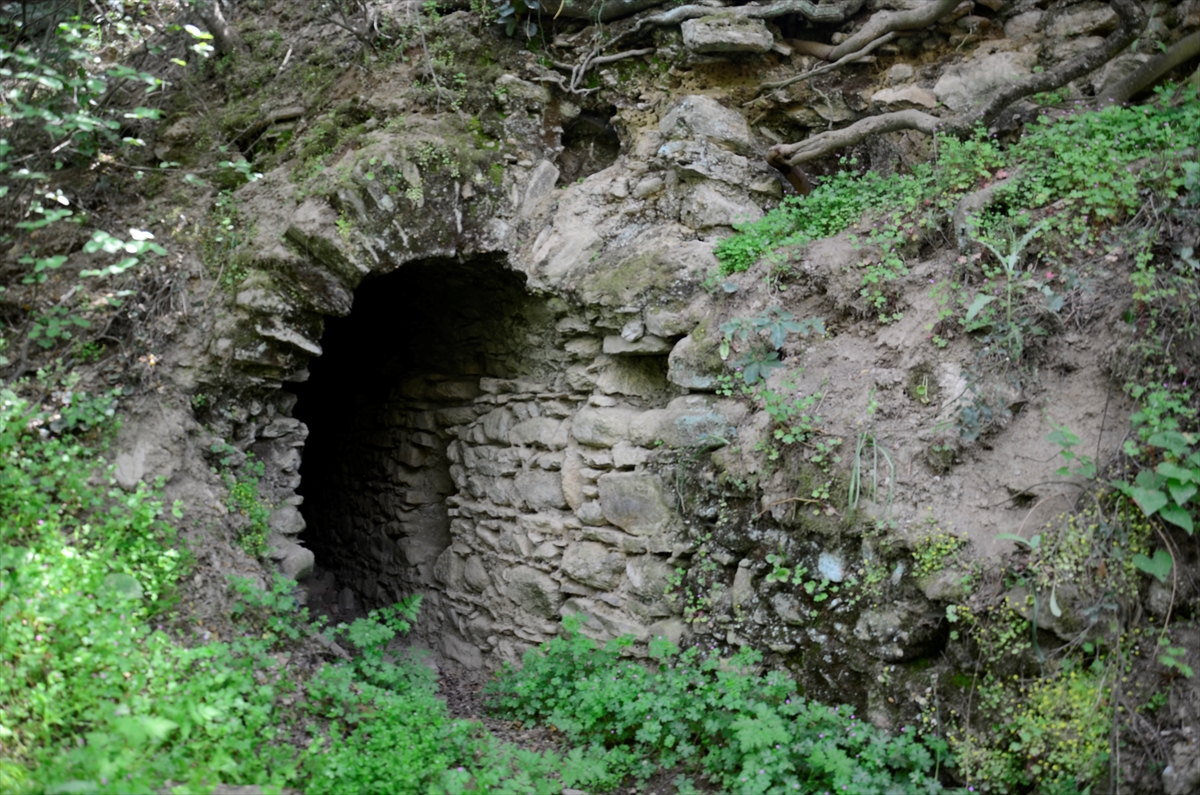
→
(770, 109, 942, 166)
(771, 0, 1149, 167)
(1103, 30, 1200, 104)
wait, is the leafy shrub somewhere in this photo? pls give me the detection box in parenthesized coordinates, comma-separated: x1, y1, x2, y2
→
(487, 617, 961, 794)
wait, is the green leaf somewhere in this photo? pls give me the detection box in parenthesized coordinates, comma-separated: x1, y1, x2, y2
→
(1168, 481, 1197, 506)
(1147, 431, 1191, 457)
(964, 293, 996, 323)
(1159, 504, 1194, 534)
(1133, 549, 1173, 582)
(1158, 461, 1197, 484)
(1048, 586, 1062, 618)
(1046, 426, 1081, 449)
(1129, 486, 1169, 517)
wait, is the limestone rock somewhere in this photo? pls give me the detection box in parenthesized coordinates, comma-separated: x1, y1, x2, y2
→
(632, 176, 664, 198)
(852, 609, 911, 660)
(493, 74, 551, 110)
(612, 441, 651, 469)
(625, 556, 675, 601)
(731, 560, 754, 610)
(629, 395, 745, 449)
(506, 565, 562, 619)
(572, 406, 638, 447)
(562, 541, 626, 590)
(681, 183, 763, 230)
(268, 505, 306, 536)
(514, 470, 567, 511)
(681, 15, 774, 54)
(870, 85, 938, 110)
(464, 555, 491, 592)
(267, 535, 315, 581)
(603, 334, 673, 355)
(771, 593, 806, 624)
(531, 223, 604, 284)
(646, 617, 687, 646)
(520, 160, 560, 218)
(562, 597, 650, 641)
(510, 416, 566, 448)
(595, 357, 669, 398)
(918, 568, 972, 602)
(1047, 36, 1104, 64)
(1093, 52, 1151, 97)
(598, 473, 674, 536)
(659, 95, 755, 155)
(576, 500, 607, 526)
(817, 551, 846, 583)
(481, 407, 514, 444)
(1046, 1, 1117, 38)
(668, 332, 723, 390)
(434, 548, 465, 589)
(645, 304, 701, 338)
(441, 633, 484, 670)
(1003, 9, 1042, 39)
(933, 51, 1037, 113)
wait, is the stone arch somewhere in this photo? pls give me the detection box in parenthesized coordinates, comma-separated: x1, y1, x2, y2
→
(289, 253, 582, 666)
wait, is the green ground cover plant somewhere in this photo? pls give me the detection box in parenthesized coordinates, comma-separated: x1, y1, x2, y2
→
(0, 387, 621, 794)
(713, 86, 1200, 329)
(487, 617, 963, 794)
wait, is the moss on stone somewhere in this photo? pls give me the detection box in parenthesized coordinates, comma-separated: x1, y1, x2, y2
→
(580, 249, 688, 308)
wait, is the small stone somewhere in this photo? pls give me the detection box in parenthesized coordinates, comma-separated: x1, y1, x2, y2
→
(620, 318, 645, 342)
(888, 63, 915, 83)
(818, 552, 846, 583)
(632, 176, 664, 198)
(576, 500, 607, 526)
(731, 559, 753, 609)
(603, 334, 672, 355)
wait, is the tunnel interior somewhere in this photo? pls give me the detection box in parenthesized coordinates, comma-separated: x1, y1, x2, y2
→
(291, 255, 564, 631)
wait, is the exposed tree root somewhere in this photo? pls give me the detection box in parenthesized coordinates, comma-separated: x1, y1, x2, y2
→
(782, 39, 835, 60)
(548, 47, 657, 94)
(752, 32, 896, 100)
(600, 0, 866, 56)
(1104, 30, 1200, 104)
(827, 0, 961, 61)
(769, 0, 1149, 166)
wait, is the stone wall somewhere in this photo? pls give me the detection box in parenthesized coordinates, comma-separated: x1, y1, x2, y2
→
(288, 250, 766, 668)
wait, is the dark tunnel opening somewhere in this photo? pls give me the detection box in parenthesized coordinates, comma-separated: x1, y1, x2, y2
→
(290, 254, 538, 625)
